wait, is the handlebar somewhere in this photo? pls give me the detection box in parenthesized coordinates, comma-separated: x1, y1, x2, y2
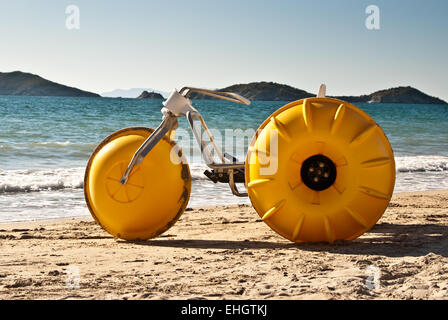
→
(179, 87, 251, 105)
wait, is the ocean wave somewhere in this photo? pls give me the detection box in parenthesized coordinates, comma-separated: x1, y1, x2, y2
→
(32, 141, 72, 146)
(0, 155, 447, 194)
(0, 144, 13, 151)
(1, 141, 96, 150)
(0, 167, 84, 194)
(395, 155, 448, 172)
(0, 164, 211, 194)
(188, 163, 211, 181)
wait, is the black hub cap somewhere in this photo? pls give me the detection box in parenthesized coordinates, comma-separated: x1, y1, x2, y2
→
(300, 155, 337, 191)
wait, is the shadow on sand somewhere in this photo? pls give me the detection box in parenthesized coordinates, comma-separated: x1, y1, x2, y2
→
(122, 222, 448, 258)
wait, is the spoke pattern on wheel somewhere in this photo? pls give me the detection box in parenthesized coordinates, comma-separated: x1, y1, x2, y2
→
(361, 157, 392, 168)
(332, 181, 346, 194)
(290, 152, 304, 164)
(261, 199, 286, 221)
(292, 214, 306, 241)
(315, 141, 325, 154)
(247, 178, 273, 189)
(334, 156, 348, 167)
(109, 183, 123, 198)
(288, 178, 302, 190)
(302, 99, 313, 133)
(105, 161, 146, 203)
(331, 104, 346, 135)
(323, 216, 334, 244)
(350, 125, 377, 147)
(270, 116, 291, 142)
(106, 177, 144, 189)
(359, 186, 390, 200)
(311, 191, 320, 205)
(345, 206, 367, 228)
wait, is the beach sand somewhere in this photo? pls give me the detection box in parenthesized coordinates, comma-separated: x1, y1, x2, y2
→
(1, 190, 447, 300)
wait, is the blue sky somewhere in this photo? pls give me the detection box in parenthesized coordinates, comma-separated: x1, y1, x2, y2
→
(0, 0, 447, 100)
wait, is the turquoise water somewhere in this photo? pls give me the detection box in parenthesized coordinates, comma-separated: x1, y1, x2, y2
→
(0, 96, 447, 222)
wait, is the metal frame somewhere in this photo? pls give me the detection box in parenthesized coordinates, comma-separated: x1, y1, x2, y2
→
(120, 87, 251, 197)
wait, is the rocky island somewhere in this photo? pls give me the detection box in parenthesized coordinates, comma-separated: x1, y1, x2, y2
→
(189, 82, 314, 101)
(137, 90, 165, 99)
(335, 86, 447, 104)
(0, 71, 100, 97)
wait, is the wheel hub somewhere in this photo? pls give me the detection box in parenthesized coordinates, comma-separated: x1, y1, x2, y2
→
(300, 154, 337, 191)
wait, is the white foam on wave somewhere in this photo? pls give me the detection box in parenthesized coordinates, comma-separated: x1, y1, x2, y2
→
(0, 155, 447, 194)
(395, 155, 448, 172)
(32, 141, 72, 146)
(0, 163, 210, 194)
(188, 162, 210, 181)
(0, 167, 84, 193)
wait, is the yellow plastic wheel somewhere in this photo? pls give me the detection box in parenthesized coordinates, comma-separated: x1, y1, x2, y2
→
(245, 98, 395, 243)
(84, 127, 191, 240)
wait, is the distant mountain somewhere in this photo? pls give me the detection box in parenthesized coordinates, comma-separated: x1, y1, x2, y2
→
(0, 71, 100, 97)
(189, 82, 447, 104)
(189, 82, 315, 101)
(4, 72, 443, 104)
(102, 88, 169, 98)
(137, 90, 164, 99)
(335, 86, 447, 104)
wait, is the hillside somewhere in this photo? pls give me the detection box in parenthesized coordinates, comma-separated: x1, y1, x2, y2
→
(189, 82, 446, 104)
(0, 71, 100, 97)
(189, 82, 314, 101)
(335, 86, 447, 104)
(2, 72, 444, 104)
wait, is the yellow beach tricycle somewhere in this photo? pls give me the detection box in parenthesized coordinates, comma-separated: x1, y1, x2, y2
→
(84, 85, 395, 243)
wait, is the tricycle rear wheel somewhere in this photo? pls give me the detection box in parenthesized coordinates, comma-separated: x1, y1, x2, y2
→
(245, 98, 395, 243)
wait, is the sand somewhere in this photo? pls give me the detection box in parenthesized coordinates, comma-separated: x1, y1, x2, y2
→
(0, 190, 448, 300)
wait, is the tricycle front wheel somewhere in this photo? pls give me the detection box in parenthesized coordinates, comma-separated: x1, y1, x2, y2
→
(84, 127, 191, 241)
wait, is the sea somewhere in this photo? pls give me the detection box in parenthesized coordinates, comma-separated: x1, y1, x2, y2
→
(0, 96, 447, 222)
